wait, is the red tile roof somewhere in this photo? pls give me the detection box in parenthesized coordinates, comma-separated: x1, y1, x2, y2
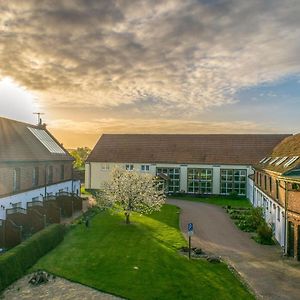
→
(87, 134, 290, 165)
(256, 134, 300, 174)
(0, 116, 73, 162)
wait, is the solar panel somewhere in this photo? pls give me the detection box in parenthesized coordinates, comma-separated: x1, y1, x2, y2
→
(283, 156, 299, 168)
(269, 157, 279, 165)
(275, 156, 288, 166)
(28, 127, 66, 154)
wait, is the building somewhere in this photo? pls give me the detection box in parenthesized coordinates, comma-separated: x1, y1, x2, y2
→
(251, 134, 300, 259)
(0, 116, 81, 221)
(85, 134, 289, 199)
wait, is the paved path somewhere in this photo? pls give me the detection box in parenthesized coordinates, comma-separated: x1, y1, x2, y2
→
(168, 199, 300, 300)
(1, 274, 123, 300)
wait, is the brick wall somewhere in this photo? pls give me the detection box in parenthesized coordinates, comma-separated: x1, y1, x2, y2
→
(0, 161, 73, 197)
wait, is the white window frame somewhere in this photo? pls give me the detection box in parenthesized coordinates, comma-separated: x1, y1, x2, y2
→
(125, 164, 134, 171)
(101, 164, 110, 171)
(141, 165, 150, 172)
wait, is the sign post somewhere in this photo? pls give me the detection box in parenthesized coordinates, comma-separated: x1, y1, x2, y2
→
(188, 223, 193, 259)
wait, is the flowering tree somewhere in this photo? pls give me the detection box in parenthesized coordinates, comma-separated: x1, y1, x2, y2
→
(97, 167, 165, 224)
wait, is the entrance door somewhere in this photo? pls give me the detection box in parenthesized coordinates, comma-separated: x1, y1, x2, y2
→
(287, 221, 295, 257)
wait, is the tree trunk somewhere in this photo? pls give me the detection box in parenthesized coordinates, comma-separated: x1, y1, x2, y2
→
(125, 211, 130, 224)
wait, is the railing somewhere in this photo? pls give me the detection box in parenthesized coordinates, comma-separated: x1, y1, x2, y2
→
(56, 191, 71, 196)
(44, 195, 56, 201)
(27, 201, 43, 208)
(6, 207, 27, 215)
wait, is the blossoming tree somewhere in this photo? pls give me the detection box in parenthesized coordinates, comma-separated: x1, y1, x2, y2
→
(97, 167, 165, 224)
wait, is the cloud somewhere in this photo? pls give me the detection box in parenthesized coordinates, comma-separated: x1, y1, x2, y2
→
(0, 0, 300, 115)
(47, 118, 277, 135)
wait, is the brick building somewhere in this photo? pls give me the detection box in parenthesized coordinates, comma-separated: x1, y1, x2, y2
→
(0, 116, 81, 222)
(251, 134, 300, 260)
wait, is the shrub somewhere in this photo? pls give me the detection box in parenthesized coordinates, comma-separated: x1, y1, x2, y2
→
(246, 207, 264, 231)
(255, 223, 274, 245)
(0, 224, 65, 292)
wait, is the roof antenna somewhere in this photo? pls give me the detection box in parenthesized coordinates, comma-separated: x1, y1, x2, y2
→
(33, 112, 45, 127)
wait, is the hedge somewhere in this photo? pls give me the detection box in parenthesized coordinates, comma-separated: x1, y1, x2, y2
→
(0, 223, 65, 292)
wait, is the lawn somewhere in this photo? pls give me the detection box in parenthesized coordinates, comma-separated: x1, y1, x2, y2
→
(169, 195, 251, 208)
(33, 205, 254, 300)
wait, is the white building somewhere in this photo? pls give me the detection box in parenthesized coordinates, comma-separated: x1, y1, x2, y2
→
(86, 134, 289, 198)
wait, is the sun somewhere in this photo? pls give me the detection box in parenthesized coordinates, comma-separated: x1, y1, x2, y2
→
(0, 77, 40, 124)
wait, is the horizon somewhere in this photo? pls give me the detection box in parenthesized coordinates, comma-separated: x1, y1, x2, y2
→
(1, 0, 300, 148)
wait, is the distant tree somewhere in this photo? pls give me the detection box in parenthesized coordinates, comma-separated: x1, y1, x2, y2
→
(70, 147, 91, 169)
(97, 167, 165, 224)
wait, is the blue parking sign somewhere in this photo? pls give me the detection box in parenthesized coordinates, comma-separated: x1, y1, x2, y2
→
(188, 223, 193, 232)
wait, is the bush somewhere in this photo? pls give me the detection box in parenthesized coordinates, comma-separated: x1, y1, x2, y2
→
(255, 223, 274, 245)
(0, 224, 65, 292)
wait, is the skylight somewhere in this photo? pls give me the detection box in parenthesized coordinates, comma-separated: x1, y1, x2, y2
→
(262, 157, 272, 164)
(275, 156, 288, 166)
(259, 157, 267, 163)
(283, 156, 299, 168)
(28, 127, 66, 155)
(269, 157, 279, 165)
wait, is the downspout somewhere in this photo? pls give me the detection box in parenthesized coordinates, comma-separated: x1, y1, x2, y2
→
(44, 164, 47, 198)
(71, 164, 74, 194)
(284, 181, 288, 255)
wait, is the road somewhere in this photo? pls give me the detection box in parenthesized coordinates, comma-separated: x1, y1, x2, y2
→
(167, 199, 300, 300)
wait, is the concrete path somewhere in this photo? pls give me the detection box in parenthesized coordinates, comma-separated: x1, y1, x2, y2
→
(168, 199, 300, 300)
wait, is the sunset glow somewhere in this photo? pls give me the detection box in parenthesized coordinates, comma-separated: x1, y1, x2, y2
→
(0, 0, 300, 148)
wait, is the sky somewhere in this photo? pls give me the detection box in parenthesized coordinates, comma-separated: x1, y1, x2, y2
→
(0, 0, 300, 148)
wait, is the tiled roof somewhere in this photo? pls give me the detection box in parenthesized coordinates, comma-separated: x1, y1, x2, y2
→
(256, 134, 300, 175)
(0, 116, 73, 162)
(87, 134, 290, 165)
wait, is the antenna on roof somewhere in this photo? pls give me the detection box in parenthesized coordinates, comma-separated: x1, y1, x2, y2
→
(33, 112, 45, 126)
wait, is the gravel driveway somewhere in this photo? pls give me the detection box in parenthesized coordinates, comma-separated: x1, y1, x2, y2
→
(168, 199, 300, 300)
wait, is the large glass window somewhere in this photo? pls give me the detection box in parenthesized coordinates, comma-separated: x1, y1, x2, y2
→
(156, 168, 180, 193)
(47, 166, 53, 184)
(187, 168, 213, 194)
(220, 169, 247, 196)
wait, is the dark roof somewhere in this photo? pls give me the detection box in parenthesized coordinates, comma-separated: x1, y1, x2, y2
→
(87, 134, 290, 165)
(256, 134, 300, 175)
(0, 116, 73, 162)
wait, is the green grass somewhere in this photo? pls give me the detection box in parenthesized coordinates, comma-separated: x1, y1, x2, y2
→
(80, 185, 92, 196)
(33, 205, 253, 300)
(169, 195, 251, 208)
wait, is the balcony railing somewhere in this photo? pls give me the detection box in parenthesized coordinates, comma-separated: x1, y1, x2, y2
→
(6, 207, 27, 215)
(27, 201, 44, 208)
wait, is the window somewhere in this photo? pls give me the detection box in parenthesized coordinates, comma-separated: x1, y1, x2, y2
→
(291, 183, 300, 191)
(60, 165, 65, 180)
(101, 164, 110, 171)
(259, 173, 262, 186)
(141, 165, 150, 172)
(156, 168, 180, 193)
(264, 175, 267, 190)
(12, 202, 21, 208)
(13, 168, 21, 192)
(187, 168, 213, 194)
(125, 164, 134, 171)
(283, 156, 299, 168)
(275, 157, 288, 166)
(221, 169, 246, 195)
(47, 166, 53, 184)
(269, 177, 272, 192)
(276, 180, 279, 199)
(32, 167, 39, 187)
(277, 206, 280, 221)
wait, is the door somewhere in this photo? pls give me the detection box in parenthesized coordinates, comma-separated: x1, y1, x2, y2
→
(287, 221, 295, 257)
(298, 225, 300, 261)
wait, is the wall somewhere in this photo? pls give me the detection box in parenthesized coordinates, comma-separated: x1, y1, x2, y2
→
(0, 161, 73, 197)
(253, 185, 285, 246)
(0, 180, 80, 220)
(86, 161, 253, 195)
